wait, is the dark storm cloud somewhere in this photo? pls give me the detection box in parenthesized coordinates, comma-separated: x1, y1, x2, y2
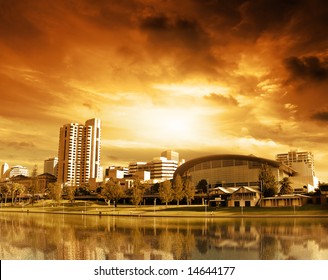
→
(284, 56, 328, 81)
(312, 111, 328, 122)
(235, 0, 302, 37)
(0, 0, 43, 41)
(204, 93, 239, 106)
(139, 14, 210, 50)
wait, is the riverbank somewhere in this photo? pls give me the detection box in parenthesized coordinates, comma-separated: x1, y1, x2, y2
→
(1, 200, 328, 218)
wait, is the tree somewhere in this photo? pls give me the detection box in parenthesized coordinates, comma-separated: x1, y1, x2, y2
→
(16, 183, 26, 203)
(279, 177, 293, 195)
(319, 182, 328, 192)
(159, 180, 173, 207)
(258, 164, 278, 197)
(48, 182, 62, 205)
(173, 175, 184, 205)
(184, 177, 195, 205)
(10, 182, 20, 205)
(63, 185, 76, 203)
(28, 164, 38, 206)
(102, 178, 124, 206)
(129, 178, 145, 207)
(196, 179, 208, 194)
(0, 183, 11, 204)
(152, 183, 160, 194)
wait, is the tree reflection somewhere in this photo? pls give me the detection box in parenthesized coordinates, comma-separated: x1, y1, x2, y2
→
(1, 213, 328, 260)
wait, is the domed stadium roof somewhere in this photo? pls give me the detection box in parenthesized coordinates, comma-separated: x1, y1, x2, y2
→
(174, 154, 295, 177)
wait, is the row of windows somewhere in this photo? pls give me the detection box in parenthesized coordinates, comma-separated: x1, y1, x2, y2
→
(190, 160, 263, 172)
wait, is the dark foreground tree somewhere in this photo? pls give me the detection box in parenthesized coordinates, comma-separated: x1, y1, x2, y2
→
(279, 177, 293, 195)
(102, 178, 124, 206)
(258, 164, 278, 197)
(196, 179, 208, 194)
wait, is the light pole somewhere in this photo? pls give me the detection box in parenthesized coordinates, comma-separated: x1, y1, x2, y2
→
(241, 187, 244, 215)
(154, 198, 157, 214)
(205, 200, 207, 215)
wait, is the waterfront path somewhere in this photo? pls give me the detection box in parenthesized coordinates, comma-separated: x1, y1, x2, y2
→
(1, 200, 328, 218)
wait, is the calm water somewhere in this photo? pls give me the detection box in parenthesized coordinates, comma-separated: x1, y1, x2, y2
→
(1, 212, 328, 260)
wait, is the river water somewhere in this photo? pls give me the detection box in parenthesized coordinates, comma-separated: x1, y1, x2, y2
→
(1, 212, 328, 260)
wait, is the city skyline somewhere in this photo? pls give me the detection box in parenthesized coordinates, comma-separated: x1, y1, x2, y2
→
(1, 0, 328, 182)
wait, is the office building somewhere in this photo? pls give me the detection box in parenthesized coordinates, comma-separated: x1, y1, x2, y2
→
(148, 157, 178, 182)
(276, 150, 318, 192)
(128, 150, 180, 183)
(57, 118, 101, 187)
(105, 166, 129, 180)
(44, 157, 58, 177)
(161, 150, 179, 162)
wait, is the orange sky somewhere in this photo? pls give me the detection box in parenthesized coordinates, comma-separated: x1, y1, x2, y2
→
(1, 0, 328, 181)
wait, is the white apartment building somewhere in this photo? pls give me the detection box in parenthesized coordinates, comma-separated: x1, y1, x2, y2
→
(44, 157, 58, 177)
(276, 150, 318, 192)
(57, 118, 101, 187)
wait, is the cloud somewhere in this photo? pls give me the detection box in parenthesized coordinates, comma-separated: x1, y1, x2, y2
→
(311, 110, 328, 122)
(1, 0, 328, 181)
(204, 93, 239, 106)
(284, 56, 328, 81)
(6, 141, 36, 149)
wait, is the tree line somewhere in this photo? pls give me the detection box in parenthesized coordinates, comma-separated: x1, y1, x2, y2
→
(100, 174, 196, 208)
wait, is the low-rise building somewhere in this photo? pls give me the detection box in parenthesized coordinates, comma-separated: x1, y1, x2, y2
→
(260, 194, 310, 207)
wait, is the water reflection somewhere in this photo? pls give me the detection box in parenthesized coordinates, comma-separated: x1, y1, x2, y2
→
(1, 212, 328, 260)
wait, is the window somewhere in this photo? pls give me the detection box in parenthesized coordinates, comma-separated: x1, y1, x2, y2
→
(223, 160, 233, 167)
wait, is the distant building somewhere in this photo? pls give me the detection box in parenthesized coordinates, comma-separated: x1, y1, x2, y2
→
(148, 157, 178, 182)
(57, 118, 101, 187)
(1, 165, 29, 180)
(128, 150, 181, 183)
(128, 162, 149, 174)
(1, 163, 9, 179)
(44, 157, 58, 177)
(174, 154, 295, 190)
(276, 151, 318, 192)
(161, 150, 179, 162)
(105, 166, 129, 180)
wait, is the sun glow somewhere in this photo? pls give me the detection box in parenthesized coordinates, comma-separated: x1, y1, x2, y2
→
(144, 108, 201, 144)
(153, 83, 230, 97)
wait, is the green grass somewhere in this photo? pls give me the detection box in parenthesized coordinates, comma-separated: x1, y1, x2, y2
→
(1, 200, 328, 217)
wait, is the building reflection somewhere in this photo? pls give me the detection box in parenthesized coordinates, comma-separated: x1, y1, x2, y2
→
(1, 213, 328, 260)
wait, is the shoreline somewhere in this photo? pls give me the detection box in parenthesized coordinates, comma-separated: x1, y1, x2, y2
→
(1, 203, 328, 218)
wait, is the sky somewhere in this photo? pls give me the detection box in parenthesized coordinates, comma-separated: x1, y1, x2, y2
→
(0, 0, 328, 181)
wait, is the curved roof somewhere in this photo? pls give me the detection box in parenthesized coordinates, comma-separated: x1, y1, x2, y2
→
(174, 154, 295, 177)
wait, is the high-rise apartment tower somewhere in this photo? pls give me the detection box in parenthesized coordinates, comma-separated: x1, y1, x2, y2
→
(57, 118, 101, 186)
